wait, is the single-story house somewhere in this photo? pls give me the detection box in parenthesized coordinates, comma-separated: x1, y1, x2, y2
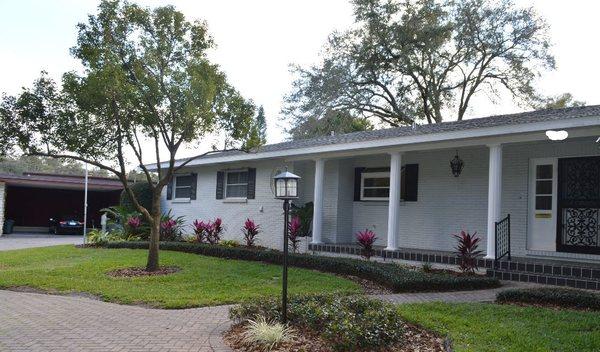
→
(0, 172, 124, 235)
(156, 105, 600, 289)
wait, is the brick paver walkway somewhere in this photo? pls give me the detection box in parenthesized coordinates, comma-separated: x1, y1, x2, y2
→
(0, 290, 232, 352)
(0, 234, 81, 251)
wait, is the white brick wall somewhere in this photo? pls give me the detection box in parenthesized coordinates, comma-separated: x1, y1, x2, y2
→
(0, 182, 5, 236)
(163, 136, 598, 256)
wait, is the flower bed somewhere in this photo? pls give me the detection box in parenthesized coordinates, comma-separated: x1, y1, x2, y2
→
(496, 287, 600, 311)
(103, 241, 500, 292)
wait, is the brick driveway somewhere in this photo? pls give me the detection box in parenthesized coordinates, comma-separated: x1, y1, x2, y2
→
(0, 290, 232, 352)
(0, 234, 82, 251)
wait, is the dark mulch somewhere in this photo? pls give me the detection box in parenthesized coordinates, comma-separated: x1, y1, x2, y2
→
(224, 322, 447, 352)
(106, 266, 181, 278)
(343, 275, 394, 294)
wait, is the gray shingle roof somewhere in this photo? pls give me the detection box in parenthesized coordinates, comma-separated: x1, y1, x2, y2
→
(186, 105, 600, 162)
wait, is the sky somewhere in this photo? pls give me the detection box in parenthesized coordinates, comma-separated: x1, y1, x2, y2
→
(1, 0, 599, 162)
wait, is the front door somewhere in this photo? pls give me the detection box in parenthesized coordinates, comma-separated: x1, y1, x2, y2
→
(528, 158, 557, 251)
(557, 156, 600, 254)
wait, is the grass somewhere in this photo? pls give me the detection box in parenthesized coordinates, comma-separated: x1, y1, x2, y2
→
(397, 302, 600, 352)
(0, 245, 360, 308)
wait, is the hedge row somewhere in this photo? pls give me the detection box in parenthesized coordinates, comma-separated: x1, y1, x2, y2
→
(496, 287, 600, 311)
(103, 241, 500, 293)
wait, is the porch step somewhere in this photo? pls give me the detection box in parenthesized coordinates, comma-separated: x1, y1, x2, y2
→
(493, 258, 600, 280)
(487, 268, 600, 290)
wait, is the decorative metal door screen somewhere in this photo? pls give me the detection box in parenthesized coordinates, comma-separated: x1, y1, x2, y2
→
(557, 156, 600, 254)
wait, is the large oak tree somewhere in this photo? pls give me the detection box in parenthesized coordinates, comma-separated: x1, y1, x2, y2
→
(0, 0, 259, 271)
(284, 0, 555, 127)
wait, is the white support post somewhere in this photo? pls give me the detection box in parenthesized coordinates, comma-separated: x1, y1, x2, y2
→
(486, 144, 503, 259)
(311, 158, 325, 244)
(386, 152, 403, 251)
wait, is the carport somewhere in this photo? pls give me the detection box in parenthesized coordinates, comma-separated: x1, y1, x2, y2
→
(0, 173, 124, 235)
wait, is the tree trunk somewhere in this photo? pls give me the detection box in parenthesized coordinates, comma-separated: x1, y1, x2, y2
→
(145, 192, 162, 272)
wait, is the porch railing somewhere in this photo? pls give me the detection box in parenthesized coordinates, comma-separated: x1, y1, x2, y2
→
(494, 214, 511, 267)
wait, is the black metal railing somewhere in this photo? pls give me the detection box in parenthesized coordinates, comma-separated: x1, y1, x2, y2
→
(495, 214, 511, 268)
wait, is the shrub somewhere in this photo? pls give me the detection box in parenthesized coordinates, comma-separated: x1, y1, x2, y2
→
(422, 261, 433, 273)
(191, 218, 223, 244)
(119, 182, 154, 213)
(288, 216, 302, 253)
(126, 216, 142, 236)
(496, 287, 600, 311)
(290, 202, 313, 237)
(220, 239, 241, 247)
(104, 241, 500, 292)
(231, 295, 404, 351)
(242, 218, 260, 247)
(241, 316, 295, 351)
(87, 229, 124, 245)
(210, 218, 223, 244)
(192, 220, 210, 243)
(356, 229, 377, 260)
(453, 230, 483, 273)
(160, 210, 185, 241)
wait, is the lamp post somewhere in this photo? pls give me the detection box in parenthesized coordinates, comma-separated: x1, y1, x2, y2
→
(273, 168, 300, 324)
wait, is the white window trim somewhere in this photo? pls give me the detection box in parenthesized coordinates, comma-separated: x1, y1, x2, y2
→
(225, 169, 249, 200)
(173, 174, 193, 201)
(360, 171, 390, 201)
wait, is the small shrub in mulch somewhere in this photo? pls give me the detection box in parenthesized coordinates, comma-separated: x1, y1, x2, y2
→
(229, 295, 447, 351)
(496, 287, 600, 311)
(106, 266, 181, 278)
(103, 241, 500, 293)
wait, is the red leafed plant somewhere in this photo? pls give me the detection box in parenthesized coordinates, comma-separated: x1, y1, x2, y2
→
(192, 218, 223, 244)
(356, 229, 377, 260)
(160, 219, 178, 241)
(192, 220, 210, 243)
(208, 218, 223, 244)
(242, 218, 260, 247)
(288, 216, 302, 253)
(453, 230, 483, 274)
(126, 216, 141, 235)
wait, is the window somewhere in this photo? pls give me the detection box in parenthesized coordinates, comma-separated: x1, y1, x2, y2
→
(226, 170, 249, 198)
(535, 164, 553, 210)
(361, 172, 391, 200)
(174, 175, 193, 199)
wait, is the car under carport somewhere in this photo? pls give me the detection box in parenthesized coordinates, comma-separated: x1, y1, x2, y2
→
(0, 173, 124, 235)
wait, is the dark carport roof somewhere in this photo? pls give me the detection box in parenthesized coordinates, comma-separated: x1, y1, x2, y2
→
(0, 172, 125, 191)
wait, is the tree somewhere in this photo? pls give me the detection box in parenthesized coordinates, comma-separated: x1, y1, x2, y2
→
(242, 105, 267, 149)
(288, 109, 373, 140)
(535, 93, 585, 110)
(0, 0, 256, 271)
(0, 155, 110, 177)
(283, 0, 555, 128)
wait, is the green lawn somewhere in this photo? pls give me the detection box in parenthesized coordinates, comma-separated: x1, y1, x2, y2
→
(0, 245, 360, 308)
(397, 302, 600, 352)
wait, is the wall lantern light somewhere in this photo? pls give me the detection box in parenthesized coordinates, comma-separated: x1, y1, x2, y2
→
(450, 151, 464, 177)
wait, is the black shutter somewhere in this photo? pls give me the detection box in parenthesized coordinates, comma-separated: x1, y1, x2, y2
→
(216, 171, 225, 199)
(354, 167, 365, 201)
(166, 176, 174, 200)
(404, 164, 419, 201)
(247, 168, 256, 199)
(189, 173, 198, 200)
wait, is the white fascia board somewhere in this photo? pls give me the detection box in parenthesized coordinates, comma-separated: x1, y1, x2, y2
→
(148, 116, 600, 170)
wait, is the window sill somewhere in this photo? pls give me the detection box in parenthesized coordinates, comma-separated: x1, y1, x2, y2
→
(223, 198, 248, 204)
(172, 198, 191, 203)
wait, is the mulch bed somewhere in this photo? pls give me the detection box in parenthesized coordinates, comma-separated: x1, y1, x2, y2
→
(106, 266, 181, 278)
(343, 275, 394, 294)
(224, 322, 448, 352)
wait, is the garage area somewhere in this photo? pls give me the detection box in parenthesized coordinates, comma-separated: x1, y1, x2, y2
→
(0, 173, 124, 235)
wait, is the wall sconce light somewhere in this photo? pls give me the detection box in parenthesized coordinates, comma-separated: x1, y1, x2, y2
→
(450, 151, 464, 177)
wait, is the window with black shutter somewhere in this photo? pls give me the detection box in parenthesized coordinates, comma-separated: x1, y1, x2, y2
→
(354, 164, 419, 202)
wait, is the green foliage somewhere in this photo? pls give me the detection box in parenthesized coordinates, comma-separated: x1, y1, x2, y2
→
(86, 229, 125, 245)
(231, 295, 405, 351)
(288, 109, 373, 140)
(104, 241, 500, 292)
(219, 239, 241, 247)
(0, 155, 109, 177)
(241, 317, 295, 351)
(535, 93, 586, 110)
(119, 182, 153, 213)
(496, 287, 600, 311)
(290, 202, 313, 237)
(242, 105, 267, 150)
(159, 209, 186, 241)
(284, 0, 555, 127)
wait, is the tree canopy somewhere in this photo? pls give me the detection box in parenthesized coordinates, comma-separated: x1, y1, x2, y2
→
(283, 0, 555, 128)
(0, 0, 258, 270)
(288, 109, 373, 140)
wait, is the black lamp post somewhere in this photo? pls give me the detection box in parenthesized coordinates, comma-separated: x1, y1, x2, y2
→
(273, 168, 300, 324)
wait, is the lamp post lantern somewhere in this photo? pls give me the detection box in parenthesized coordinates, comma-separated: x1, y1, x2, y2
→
(273, 168, 300, 324)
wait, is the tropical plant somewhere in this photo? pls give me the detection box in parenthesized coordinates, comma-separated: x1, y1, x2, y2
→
(290, 202, 313, 237)
(192, 218, 223, 244)
(192, 220, 210, 243)
(220, 239, 240, 247)
(126, 216, 142, 236)
(86, 229, 124, 245)
(208, 218, 224, 244)
(288, 216, 302, 253)
(242, 218, 261, 247)
(453, 230, 483, 274)
(0, 0, 260, 271)
(356, 229, 377, 260)
(422, 262, 433, 273)
(241, 316, 295, 351)
(159, 210, 185, 241)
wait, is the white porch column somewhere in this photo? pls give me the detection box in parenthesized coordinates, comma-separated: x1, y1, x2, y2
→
(486, 144, 503, 259)
(311, 158, 325, 244)
(386, 152, 403, 251)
